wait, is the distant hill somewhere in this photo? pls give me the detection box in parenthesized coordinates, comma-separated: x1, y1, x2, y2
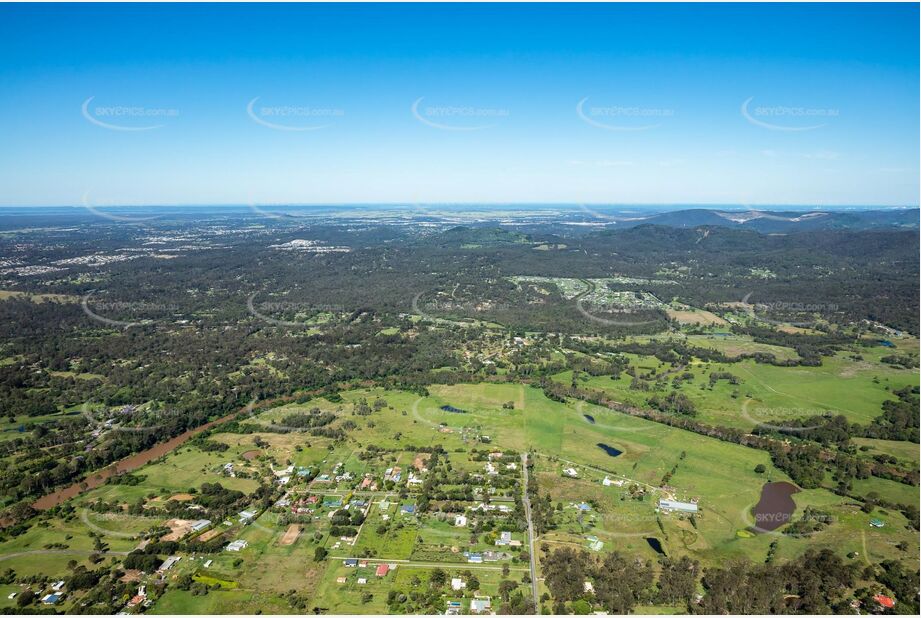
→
(608, 208, 919, 233)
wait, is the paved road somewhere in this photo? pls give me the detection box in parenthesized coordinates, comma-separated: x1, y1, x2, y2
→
(521, 452, 540, 610)
(329, 556, 528, 572)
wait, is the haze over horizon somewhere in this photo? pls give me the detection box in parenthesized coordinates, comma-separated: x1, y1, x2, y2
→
(1, 2, 918, 207)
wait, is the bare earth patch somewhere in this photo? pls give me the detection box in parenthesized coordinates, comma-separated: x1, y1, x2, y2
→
(161, 518, 194, 541)
(169, 493, 195, 502)
(666, 308, 727, 326)
(120, 569, 143, 582)
(413, 453, 431, 471)
(279, 524, 301, 545)
(197, 528, 223, 543)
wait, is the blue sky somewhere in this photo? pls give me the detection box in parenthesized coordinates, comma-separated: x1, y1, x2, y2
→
(0, 2, 917, 207)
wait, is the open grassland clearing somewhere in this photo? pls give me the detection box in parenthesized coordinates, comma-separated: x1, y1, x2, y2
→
(0, 290, 80, 303)
(150, 589, 295, 614)
(853, 437, 920, 466)
(681, 332, 799, 361)
(313, 561, 510, 615)
(72, 447, 259, 507)
(666, 307, 727, 326)
(393, 383, 918, 570)
(0, 409, 85, 442)
(0, 514, 138, 578)
(210, 429, 334, 471)
(350, 502, 419, 560)
(555, 346, 919, 432)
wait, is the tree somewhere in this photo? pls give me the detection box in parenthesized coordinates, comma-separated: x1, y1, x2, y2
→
(16, 590, 35, 607)
(429, 568, 447, 588)
(543, 547, 590, 602)
(754, 464, 766, 474)
(313, 546, 328, 561)
(656, 556, 699, 605)
(593, 551, 653, 614)
(498, 579, 518, 602)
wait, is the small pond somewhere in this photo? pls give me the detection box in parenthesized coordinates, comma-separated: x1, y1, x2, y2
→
(645, 537, 665, 555)
(597, 443, 623, 457)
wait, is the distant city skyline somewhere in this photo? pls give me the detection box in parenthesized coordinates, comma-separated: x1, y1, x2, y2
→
(0, 2, 918, 207)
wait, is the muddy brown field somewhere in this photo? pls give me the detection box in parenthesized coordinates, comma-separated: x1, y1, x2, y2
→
(279, 524, 301, 545)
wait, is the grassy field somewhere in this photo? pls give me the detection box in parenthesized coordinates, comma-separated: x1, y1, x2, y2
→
(853, 437, 920, 466)
(0, 290, 80, 303)
(150, 589, 295, 614)
(10, 378, 914, 613)
(311, 561, 511, 615)
(318, 383, 918, 571)
(0, 512, 142, 579)
(553, 343, 919, 437)
(350, 503, 419, 560)
(73, 447, 259, 507)
(0, 409, 85, 442)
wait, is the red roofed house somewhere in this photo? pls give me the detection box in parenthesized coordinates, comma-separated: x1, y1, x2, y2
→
(874, 594, 895, 609)
(375, 564, 389, 577)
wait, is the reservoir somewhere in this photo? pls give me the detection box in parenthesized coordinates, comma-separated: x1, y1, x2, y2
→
(752, 481, 799, 532)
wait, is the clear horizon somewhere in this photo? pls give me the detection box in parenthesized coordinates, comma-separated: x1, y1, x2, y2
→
(1, 2, 918, 207)
(0, 202, 916, 212)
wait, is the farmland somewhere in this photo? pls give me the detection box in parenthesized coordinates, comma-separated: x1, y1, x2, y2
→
(0, 209, 917, 614)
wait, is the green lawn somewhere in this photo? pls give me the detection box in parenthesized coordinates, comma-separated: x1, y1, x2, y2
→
(150, 589, 295, 614)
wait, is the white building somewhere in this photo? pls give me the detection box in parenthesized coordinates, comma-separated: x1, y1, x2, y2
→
(158, 556, 181, 572)
(225, 540, 248, 552)
(495, 531, 512, 546)
(658, 498, 698, 514)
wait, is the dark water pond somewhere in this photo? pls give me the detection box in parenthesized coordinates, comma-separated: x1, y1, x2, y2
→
(597, 443, 623, 457)
(645, 537, 665, 555)
(440, 405, 466, 413)
(584, 414, 595, 424)
(752, 481, 800, 532)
